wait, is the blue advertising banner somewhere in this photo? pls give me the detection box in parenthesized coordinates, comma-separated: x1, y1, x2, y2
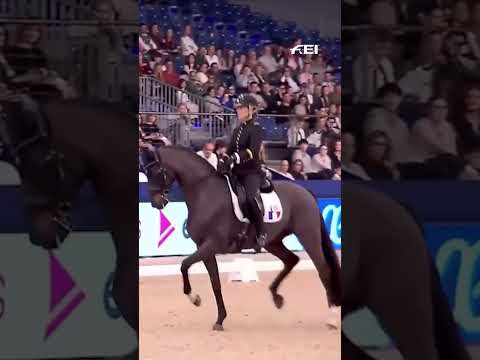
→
(425, 223, 480, 343)
(139, 198, 342, 257)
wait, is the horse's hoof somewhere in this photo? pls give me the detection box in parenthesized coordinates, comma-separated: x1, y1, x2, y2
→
(212, 323, 224, 331)
(188, 294, 202, 307)
(272, 294, 284, 309)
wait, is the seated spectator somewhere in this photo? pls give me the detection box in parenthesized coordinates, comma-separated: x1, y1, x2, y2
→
(280, 66, 300, 93)
(290, 158, 308, 180)
(410, 97, 458, 163)
(277, 160, 295, 180)
(292, 139, 312, 173)
(359, 130, 400, 180)
(177, 79, 199, 113)
(161, 28, 178, 52)
(216, 49, 227, 71)
(196, 47, 208, 67)
(252, 64, 267, 85)
(204, 86, 223, 113)
(248, 81, 267, 110)
(311, 144, 332, 172)
(236, 65, 254, 90)
(247, 49, 258, 68)
(196, 63, 209, 84)
(287, 115, 307, 148)
(139, 30, 157, 53)
(330, 138, 342, 170)
(279, 51, 303, 73)
(196, 141, 218, 169)
(225, 50, 236, 72)
(353, 32, 395, 103)
(294, 95, 310, 115)
(456, 84, 480, 169)
(259, 82, 278, 113)
(298, 62, 313, 85)
(205, 45, 219, 67)
(214, 139, 228, 159)
(153, 62, 164, 81)
(277, 93, 294, 119)
(162, 59, 180, 86)
(258, 45, 279, 74)
(307, 110, 329, 147)
(208, 62, 223, 86)
(364, 83, 410, 165)
(150, 25, 163, 49)
(234, 54, 247, 78)
(184, 53, 197, 73)
(342, 132, 370, 180)
(180, 25, 198, 57)
(174, 103, 191, 146)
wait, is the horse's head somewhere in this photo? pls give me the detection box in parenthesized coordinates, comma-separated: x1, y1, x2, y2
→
(140, 144, 175, 209)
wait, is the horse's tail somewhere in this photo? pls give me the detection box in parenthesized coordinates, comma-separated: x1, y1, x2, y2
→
(307, 190, 342, 306)
(429, 254, 471, 360)
(320, 210, 342, 306)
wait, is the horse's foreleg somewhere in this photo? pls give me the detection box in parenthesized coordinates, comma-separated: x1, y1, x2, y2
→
(265, 242, 299, 309)
(180, 240, 215, 307)
(203, 256, 227, 331)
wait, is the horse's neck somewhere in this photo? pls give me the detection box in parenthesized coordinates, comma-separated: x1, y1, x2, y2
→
(160, 147, 212, 188)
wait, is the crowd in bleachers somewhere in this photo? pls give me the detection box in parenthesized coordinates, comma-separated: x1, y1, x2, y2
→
(139, 0, 342, 180)
(342, 0, 480, 180)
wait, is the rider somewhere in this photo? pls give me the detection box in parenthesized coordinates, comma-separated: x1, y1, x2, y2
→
(220, 94, 267, 247)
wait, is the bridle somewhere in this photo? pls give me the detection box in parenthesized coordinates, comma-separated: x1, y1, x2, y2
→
(140, 144, 171, 206)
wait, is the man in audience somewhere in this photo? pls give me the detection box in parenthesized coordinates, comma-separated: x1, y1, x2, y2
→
(364, 83, 410, 165)
(196, 141, 218, 169)
(292, 139, 313, 174)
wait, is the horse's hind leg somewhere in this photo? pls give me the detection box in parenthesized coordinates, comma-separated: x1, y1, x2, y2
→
(265, 242, 299, 309)
(203, 256, 228, 331)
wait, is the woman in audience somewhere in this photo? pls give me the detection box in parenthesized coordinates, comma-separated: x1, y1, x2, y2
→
(162, 28, 178, 52)
(330, 138, 342, 170)
(311, 144, 332, 172)
(180, 24, 198, 58)
(294, 94, 310, 116)
(359, 130, 400, 180)
(290, 159, 308, 180)
(342, 132, 370, 180)
(456, 85, 480, 169)
(410, 97, 458, 163)
(184, 53, 197, 73)
(234, 53, 247, 78)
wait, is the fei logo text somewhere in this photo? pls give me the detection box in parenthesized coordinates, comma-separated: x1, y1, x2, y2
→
(290, 45, 321, 55)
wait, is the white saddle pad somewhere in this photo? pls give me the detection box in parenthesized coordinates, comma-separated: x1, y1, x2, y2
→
(225, 176, 283, 223)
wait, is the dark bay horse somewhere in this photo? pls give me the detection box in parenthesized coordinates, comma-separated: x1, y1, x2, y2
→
(143, 145, 341, 331)
(1, 100, 138, 357)
(342, 182, 470, 360)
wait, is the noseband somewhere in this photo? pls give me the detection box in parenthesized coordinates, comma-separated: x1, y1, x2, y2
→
(141, 146, 171, 206)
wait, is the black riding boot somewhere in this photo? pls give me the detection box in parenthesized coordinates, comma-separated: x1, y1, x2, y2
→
(248, 196, 267, 247)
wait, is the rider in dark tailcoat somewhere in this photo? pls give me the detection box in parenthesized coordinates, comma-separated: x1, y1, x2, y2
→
(220, 95, 267, 247)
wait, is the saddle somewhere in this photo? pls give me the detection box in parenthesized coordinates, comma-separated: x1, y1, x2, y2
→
(228, 172, 274, 218)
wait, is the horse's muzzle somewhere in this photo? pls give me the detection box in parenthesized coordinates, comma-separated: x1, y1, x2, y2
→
(151, 193, 169, 210)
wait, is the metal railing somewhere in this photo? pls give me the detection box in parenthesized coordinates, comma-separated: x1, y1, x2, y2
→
(139, 76, 235, 114)
(139, 112, 238, 146)
(139, 112, 297, 146)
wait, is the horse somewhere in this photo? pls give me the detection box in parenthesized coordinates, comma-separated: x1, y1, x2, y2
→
(142, 144, 342, 331)
(0, 99, 138, 358)
(342, 182, 470, 360)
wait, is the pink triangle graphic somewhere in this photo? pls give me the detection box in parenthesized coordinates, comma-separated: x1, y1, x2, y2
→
(49, 252, 76, 312)
(160, 210, 172, 234)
